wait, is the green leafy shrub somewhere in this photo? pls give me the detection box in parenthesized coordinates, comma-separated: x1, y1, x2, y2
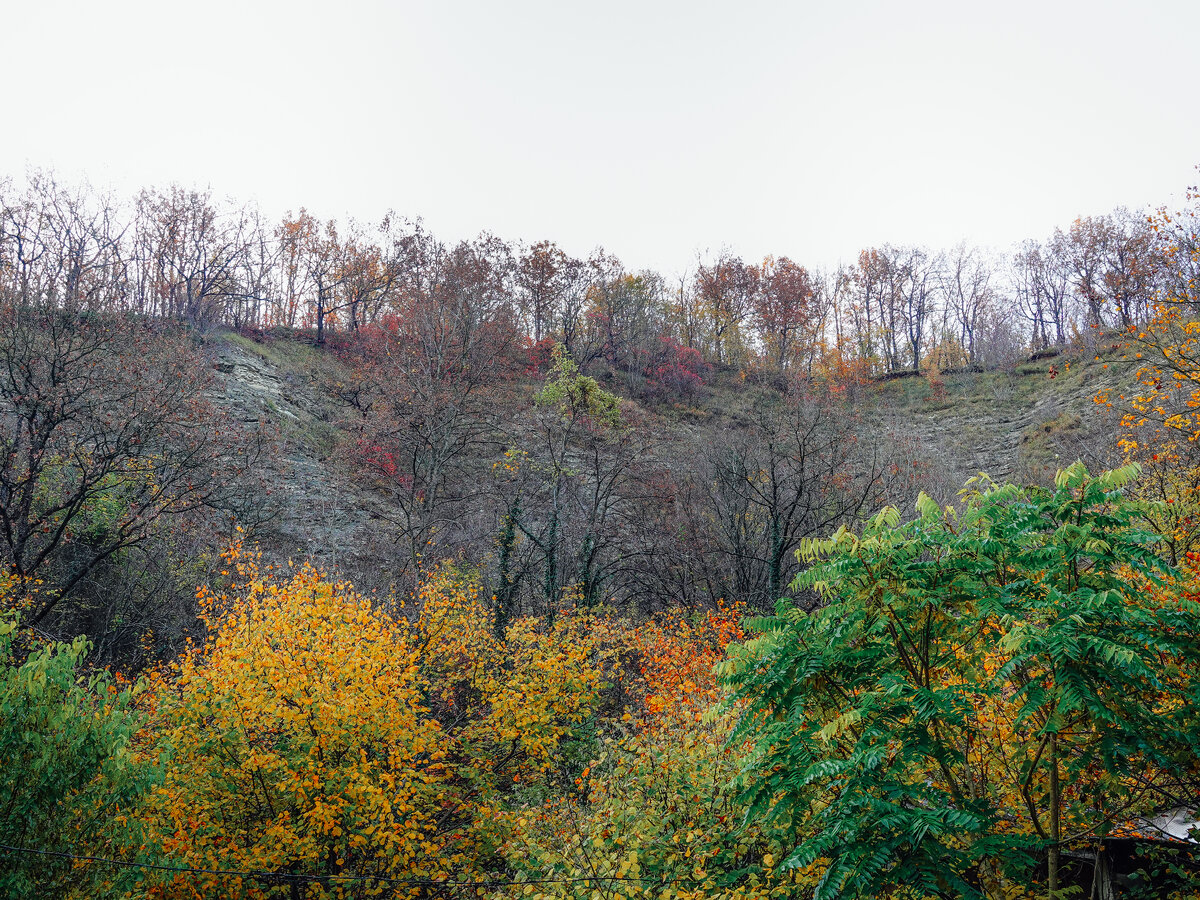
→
(721, 463, 1200, 899)
(0, 614, 150, 898)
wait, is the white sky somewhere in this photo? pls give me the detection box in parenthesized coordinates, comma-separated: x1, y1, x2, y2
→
(2, 0, 1198, 275)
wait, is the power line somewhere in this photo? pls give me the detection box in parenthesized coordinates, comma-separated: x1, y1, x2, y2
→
(0, 842, 702, 889)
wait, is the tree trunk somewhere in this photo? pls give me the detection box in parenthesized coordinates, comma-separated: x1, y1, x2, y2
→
(315, 275, 328, 345)
(1048, 733, 1061, 899)
(544, 481, 559, 626)
(768, 516, 785, 606)
(495, 501, 519, 638)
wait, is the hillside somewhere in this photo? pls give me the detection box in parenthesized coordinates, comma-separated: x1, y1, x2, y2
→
(210, 332, 378, 574)
(205, 328, 1135, 601)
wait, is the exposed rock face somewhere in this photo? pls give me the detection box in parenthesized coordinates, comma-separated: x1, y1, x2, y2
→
(211, 346, 294, 421)
(205, 338, 387, 588)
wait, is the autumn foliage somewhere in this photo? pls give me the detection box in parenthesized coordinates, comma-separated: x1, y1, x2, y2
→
(91, 546, 832, 899)
(139, 543, 459, 898)
(492, 604, 820, 900)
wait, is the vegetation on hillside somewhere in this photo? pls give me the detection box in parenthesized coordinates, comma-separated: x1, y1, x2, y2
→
(0, 171, 1199, 897)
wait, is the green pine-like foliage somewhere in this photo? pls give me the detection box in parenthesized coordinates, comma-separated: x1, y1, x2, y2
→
(720, 463, 1200, 899)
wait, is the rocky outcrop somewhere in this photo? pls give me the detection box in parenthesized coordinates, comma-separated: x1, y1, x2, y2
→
(204, 337, 388, 587)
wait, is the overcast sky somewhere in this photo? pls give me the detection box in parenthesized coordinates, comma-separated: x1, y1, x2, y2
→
(2, 0, 1197, 274)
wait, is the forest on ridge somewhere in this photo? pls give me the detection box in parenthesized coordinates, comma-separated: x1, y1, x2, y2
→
(1, 170, 1200, 899)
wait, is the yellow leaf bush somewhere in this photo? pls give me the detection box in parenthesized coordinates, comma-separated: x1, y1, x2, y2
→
(138, 544, 461, 899)
(412, 567, 608, 783)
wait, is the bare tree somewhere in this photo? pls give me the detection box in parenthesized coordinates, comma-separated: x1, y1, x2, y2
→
(0, 172, 126, 312)
(131, 186, 251, 328)
(0, 298, 248, 629)
(515, 240, 576, 344)
(697, 386, 915, 609)
(1055, 216, 1108, 328)
(1012, 239, 1073, 350)
(850, 248, 897, 372)
(942, 243, 995, 367)
(895, 246, 941, 372)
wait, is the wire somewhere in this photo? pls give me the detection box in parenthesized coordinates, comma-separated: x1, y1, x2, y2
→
(0, 842, 701, 889)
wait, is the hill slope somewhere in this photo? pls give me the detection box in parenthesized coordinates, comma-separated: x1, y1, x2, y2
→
(207, 330, 1134, 604)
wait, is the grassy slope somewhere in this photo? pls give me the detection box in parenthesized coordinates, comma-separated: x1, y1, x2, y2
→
(862, 340, 1136, 500)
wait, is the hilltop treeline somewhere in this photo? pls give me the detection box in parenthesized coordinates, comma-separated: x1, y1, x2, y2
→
(2, 171, 1190, 384)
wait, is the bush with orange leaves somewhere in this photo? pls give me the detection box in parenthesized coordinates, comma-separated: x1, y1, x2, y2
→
(137, 543, 463, 899)
(1095, 180, 1200, 561)
(494, 604, 817, 900)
